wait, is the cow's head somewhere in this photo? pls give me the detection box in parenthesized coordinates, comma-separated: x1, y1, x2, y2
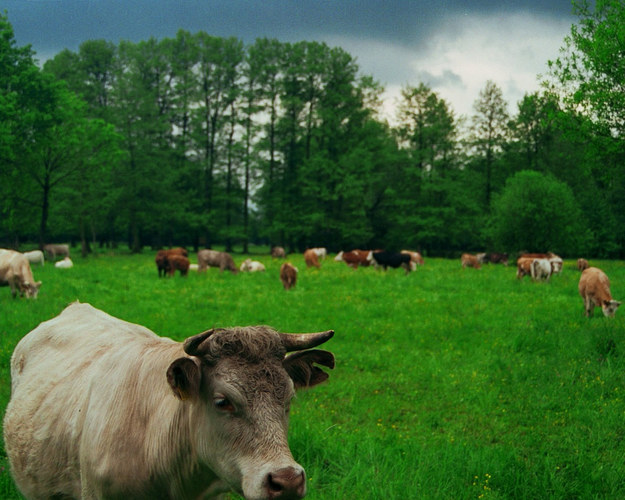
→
(22, 281, 42, 299)
(601, 300, 621, 317)
(167, 326, 334, 500)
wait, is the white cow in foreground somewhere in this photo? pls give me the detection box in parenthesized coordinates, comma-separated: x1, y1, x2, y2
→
(3, 302, 335, 500)
(0, 249, 42, 298)
(23, 250, 44, 266)
(578, 267, 621, 317)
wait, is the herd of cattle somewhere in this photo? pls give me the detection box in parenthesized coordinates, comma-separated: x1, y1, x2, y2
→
(0, 243, 620, 318)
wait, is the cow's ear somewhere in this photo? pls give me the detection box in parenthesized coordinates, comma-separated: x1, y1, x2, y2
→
(283, 350, 335, 389)
(167, 357, 200, 400)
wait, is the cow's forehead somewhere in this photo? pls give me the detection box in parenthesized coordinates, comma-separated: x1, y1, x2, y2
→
(203, 326, 286, 363)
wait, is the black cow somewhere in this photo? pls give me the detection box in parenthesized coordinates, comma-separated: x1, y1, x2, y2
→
(369, 251, 412, 274)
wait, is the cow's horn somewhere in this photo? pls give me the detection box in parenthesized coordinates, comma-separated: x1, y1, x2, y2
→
(280, 330, 334, 352)
(183, 329, 215, 356)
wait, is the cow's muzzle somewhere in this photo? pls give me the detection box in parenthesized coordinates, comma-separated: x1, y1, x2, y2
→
(265, 466, 306, 499)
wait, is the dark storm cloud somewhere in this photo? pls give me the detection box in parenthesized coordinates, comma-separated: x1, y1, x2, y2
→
(6, 0, 575, 57)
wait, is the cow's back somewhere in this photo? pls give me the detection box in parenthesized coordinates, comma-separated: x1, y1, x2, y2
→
(4, 302, 177, 499)
(579, 267, 610, 299)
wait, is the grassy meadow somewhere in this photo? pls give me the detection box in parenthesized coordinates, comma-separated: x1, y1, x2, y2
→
(1, 249, 625, 499)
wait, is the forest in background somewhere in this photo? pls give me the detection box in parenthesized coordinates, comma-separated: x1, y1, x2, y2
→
(1, 1, 624, 258)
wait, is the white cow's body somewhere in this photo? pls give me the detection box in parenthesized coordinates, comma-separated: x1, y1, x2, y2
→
(23, 250, 44, 266)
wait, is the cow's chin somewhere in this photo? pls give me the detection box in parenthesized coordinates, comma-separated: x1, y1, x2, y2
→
(240, 461, 306, 500)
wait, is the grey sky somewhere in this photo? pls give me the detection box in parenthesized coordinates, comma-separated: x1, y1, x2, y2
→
(5, 0, 577, 118)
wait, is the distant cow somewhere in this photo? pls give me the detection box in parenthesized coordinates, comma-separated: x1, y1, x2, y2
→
(271, 246, 286, 258)
(0, 249, 42, 298)
(240, 259, 266, 272)
(3, 302, 335, 500)
(369, 251, 411, 274)
(578, 267, 621, 317)
(155, 248, 188, 277)
(23, 250, 44, 266)
(168, 254, 190, 276)
(280, 262, 298, 290)
(461, 253, 481, 269)
(516, 257, 534, 279)
(485, 252, 509, 266)
(401, 250, 424, 270)
(54, 257, 73, 269)
(311, 247, 327, 260)
(43, 243, 70, 260)
(335, 250, 372, 269)
(577, 258, 589, 271)
(304, 249, 321, 268)
(531, 258, 552, 281)
(198, 249, 237, 273)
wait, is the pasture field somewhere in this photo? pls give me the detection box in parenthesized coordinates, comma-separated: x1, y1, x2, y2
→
(1, 250, 625, 499)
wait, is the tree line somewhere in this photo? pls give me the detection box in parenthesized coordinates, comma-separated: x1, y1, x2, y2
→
(1, 1, 624, 258)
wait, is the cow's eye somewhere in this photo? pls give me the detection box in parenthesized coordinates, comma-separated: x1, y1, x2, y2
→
(214, 396, 235, 413)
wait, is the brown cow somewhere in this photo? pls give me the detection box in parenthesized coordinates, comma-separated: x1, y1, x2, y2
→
(577, 258, 589, 271)
(578, 267, 621, 317)
(155, 247, 188, 277)
(304, 249, 320, 268)
(3, 302, 335, 500)
(516, 257, 534, 279)
(334, 250, 372, 269)
(0, 249, 42, 298)
(198, 249, 238, 273)
(43, 243, 70, 261)
(168, 254, 190, 276)
(401, 250, 424, 269)
(271, 246, 286, 258)
(461, 253, 481, 269)
(280, 262, 298, 290)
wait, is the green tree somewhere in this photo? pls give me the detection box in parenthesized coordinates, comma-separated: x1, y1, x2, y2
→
(487, 170, 591, 255)
(470, 80, 509, 209)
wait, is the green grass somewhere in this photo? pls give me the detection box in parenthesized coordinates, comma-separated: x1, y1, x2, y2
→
(2, 251, 625, 499)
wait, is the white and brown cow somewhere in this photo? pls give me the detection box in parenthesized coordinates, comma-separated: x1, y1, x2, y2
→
(0, 249, 42, 298)
(461, 253, 481, 269)
(3, 302, 335, 500)
(578, 267, 621, 317)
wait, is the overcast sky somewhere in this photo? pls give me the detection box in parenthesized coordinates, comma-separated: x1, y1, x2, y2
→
(5, 0, 577, 119)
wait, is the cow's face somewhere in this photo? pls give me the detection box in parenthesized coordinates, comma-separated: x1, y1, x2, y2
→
(167, 327, 334, 500)
(23, 281, 42, 299)
(602, 300, 621, 317)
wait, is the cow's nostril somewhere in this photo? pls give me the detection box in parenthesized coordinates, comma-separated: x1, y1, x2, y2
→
(266, 468, 306, 499)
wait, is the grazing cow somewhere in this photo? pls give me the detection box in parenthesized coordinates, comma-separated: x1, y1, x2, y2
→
(311, 248, 327, 260)
(54, 257, 74, 269)
(304, 249, 321, 268)
(578, 267, 621, 317)
(335, 249, 372, 269)
(486, 252, 509, 266)
(3, 302, 335, 500)
(240, 259, 266, 272)
(271, 246, 286, 258)
(369, 251, 411, 274)
(461, 253, 481, 269)
(577, 258, 589, 272)
(155, 248, 188, 277)
(43, 243, 70, 260)
(0, 249, 42, 298)
(516, 257, 534, 279)
(520, 252, 562, 274)
(531, 258, 552, 281)
(168, 254, 190, 276)
(401, 250, 424, 270)
(198, 249, 238, 274)
(280, 262, 298, 290)
(23, 250, 44, 266)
